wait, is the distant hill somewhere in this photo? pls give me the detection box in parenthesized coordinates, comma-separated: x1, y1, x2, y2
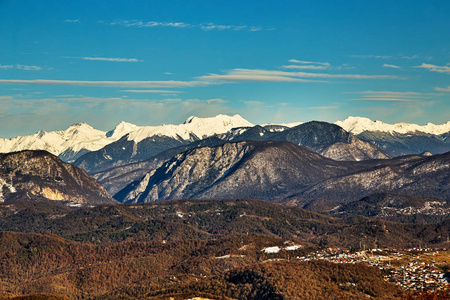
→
(0, 150, 114, 205)
(114, 141, 359, 203)
(2, 198, 448, 249)
(329, 193, 450, 224)
(113, 140, 450, 204)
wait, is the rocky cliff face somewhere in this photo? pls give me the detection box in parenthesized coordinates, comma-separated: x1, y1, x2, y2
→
(0, 150, 114, 205)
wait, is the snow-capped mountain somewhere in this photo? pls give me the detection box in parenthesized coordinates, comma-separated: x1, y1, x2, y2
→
(335, 117, 450, 156)
(73, 114, 254, 173)
(336, 116, 450, 135)
(125, 114, 253, 143)
(0, 114, 253, 163)
(0, 123, 109, 160)
(0, 122, 138, 163)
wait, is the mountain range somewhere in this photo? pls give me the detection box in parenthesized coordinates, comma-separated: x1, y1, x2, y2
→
(0, 114, 253, 164)
(114, 140, 450, 204)
(1, 114, 449, 208)
(1, 115, 449, 167)
(80, 120, 389, 176)
(337, 116, 450, 156)
(0, 116, 449, 299)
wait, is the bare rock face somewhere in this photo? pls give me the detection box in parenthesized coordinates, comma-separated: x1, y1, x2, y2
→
(0, 150, 115, 205)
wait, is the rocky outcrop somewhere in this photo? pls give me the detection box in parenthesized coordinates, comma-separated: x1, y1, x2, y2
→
(0, 150, 115, 205)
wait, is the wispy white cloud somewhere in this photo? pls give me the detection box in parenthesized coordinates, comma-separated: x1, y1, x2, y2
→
(206, 98, 228, 104)
(111, 20, 190, 28)
(282, 59, 331, 70)
(434, 86, 450, 92)
(0, 65, 14, 70)
(16, 64, 42, 71)
(351, 55, 393, 59)
(107, 20, 264, 32)
(288, 59, 330, 66)
(0, 96, 13, 101)
(308, 105, 339, 110)
(281, 65, 329, 70)
(198, 68, 403, 83)
(64, 19, 80, 23)
(121, 89, 183, 94)
(401, 55, 419, 60)
(348, 90, 436, 102)
(198, 73, 316, 83)
(382, 64, 401, 69)
(80, 57, 141, 62)
(0, 79, 209, 88)
(415, 63, 450, 74)
(0, 64, 42, 71)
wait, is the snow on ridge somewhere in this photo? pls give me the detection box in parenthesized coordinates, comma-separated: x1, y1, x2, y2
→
(126, 114, 254, 143)
(261, 121, 303, 128)
(336, 116, 450, 135)
(0, 122, 132, 157)
(107, 121, 140, 139)
(0, 115, 254, 158)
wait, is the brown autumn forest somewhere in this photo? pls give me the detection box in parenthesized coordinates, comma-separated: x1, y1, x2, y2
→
(0, 199, 448, 299)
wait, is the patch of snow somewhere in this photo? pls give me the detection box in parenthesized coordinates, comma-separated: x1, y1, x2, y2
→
(285, 245, 302, 251)
(262, 122, 303, 128)
(262, 246, 281, 253)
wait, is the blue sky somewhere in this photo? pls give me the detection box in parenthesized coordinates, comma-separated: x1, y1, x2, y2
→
(1, 0, 450, 137)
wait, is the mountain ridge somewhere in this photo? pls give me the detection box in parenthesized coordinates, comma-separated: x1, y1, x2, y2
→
(0, 150, 115, 205)
(336, 116, 450, 135)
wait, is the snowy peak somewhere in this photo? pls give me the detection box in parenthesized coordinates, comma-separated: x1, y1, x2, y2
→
(106, 121, 140, 139)
(64, 122, 104, 138)
(336, 116, 450, 135)
(127, 114, 254, 143)
(183, 116, 197, 124)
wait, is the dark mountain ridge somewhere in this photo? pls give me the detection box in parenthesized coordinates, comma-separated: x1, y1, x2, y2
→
(76, 121, 389, 175)
(357, 130, 450, 156)
(91, 121, 389, 195)
(114, 140, 450, 204)
(114, 140, 365, 203)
